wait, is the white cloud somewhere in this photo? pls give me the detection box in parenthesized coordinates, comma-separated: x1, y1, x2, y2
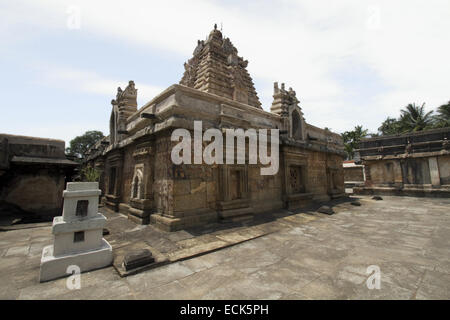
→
(34, 63, 164, 106)
(3, 0, 450, 134)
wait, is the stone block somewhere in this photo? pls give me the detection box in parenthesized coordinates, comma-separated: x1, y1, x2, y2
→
(123, 249, 155, 271)
(39, 239, 113, 282)
(317, 206, 334, 215)
(174, 180, 190, 195)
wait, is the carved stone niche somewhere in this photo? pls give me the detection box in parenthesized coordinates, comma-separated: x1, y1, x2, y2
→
(104, 151, 123, 212)
(282, 148, 312, 210)
(327, 162, 345, 199)
(128, 146, 154, 225)
(289, 107, 306, 141)
(216, 164, 252, 220)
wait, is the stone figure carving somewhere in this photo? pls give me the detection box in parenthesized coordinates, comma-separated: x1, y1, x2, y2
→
(131, 167, 144, 199)
(193, 40, 204, 56)
(116, 87, 123, 101)
(182, 58, 198, 87)
(288, 87, 300, 106)
(274, 82, 280, 94)
(405, 139, 412, 154)
(223, 38, 237, 56)
(443, 137, 449, 149)
(273, 82, 300, 111)
(114, 81, 137, 107)
(122, 81, 137, 99)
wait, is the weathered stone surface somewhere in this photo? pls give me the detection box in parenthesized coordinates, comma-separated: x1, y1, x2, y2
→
(180, 25, 261, 109)
(0, 134, 77, 220)
(1, 195, 450, 299)
(356, 128, 450, 197)
(84, 26, 346, 232)
(123, 249, 155, 271)
(317, 206, 334, 215)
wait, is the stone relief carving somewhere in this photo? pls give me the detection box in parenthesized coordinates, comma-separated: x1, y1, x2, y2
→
(131, 166, 144, 199)
(289, 166, 305, 193)
(114, 80, 137, 107)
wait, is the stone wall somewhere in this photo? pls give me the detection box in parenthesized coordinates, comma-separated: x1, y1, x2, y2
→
(86, 84, 346, 230)
(85, 26, 346, 230)
(1, 167, 65, 215)
(0, 134, 77, 219)
(344, 166, 365, 182)
(355, 128, 450, 197)
(439, 155, 450, 184)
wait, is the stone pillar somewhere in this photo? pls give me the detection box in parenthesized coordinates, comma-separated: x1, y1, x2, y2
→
(428, 157, 441, 186)
(39, 182, 113, 282)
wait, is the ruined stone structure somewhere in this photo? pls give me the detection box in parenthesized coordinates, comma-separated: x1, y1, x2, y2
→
(343, 161, 365, 182)
(86, 27, 345, 231)
(354, 128, 450, 197)
(0, 134, 77, 219)
(343, 160, 365, 192)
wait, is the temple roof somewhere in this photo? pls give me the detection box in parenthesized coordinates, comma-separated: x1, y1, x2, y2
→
(180, 25, 262, 109)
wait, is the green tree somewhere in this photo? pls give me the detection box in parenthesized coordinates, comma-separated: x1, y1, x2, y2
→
(80, 166, 101, 182)
(433, 101, 450, 128)
(398, 103, 434, 132)
(378, 117, 402, 135)
(341, 125, 369, 160)
(66, 130, 104, 161)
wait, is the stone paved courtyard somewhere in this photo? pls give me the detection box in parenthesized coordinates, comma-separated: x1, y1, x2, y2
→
(1, 195, 449, 300)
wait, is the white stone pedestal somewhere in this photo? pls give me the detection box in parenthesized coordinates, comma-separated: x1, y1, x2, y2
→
(39, 182, 113, 282)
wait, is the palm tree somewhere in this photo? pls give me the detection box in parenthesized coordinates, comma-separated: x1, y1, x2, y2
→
(378, 117, 402, 135)
(341, 125, 369, 160)
(398, 103, 434, 132)
(433, 101, 450, 128)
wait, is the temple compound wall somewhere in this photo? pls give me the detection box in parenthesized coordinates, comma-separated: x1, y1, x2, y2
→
(354, 128, 450, 197)
(344, 161, 365, 182)
(343, 160, 365, 192)
(86, 26, 346, 231)
(0, 134, 77, 219)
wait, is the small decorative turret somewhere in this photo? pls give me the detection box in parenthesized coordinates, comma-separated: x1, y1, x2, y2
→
(109, 80, 138, 145)
(270, 82, 300, 117)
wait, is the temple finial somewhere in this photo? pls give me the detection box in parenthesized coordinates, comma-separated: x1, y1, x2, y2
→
(214, 23, 217, 30)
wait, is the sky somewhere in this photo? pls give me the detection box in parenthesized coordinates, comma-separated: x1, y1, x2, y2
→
(1, 0, 449, 146)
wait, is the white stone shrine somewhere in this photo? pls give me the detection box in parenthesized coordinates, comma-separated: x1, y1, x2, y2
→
(39, 182, 113, 282)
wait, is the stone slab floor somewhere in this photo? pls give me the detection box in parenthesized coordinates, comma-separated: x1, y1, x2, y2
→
(1, 195, 449, 300)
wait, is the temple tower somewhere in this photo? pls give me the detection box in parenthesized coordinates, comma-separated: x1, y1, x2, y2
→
(180, 24, 262, 109)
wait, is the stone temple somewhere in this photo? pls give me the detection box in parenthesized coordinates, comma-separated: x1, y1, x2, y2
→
(86, 26, 346, 231)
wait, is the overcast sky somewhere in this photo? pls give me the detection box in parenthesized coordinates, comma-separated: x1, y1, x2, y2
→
(1, 0, 449, 145)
